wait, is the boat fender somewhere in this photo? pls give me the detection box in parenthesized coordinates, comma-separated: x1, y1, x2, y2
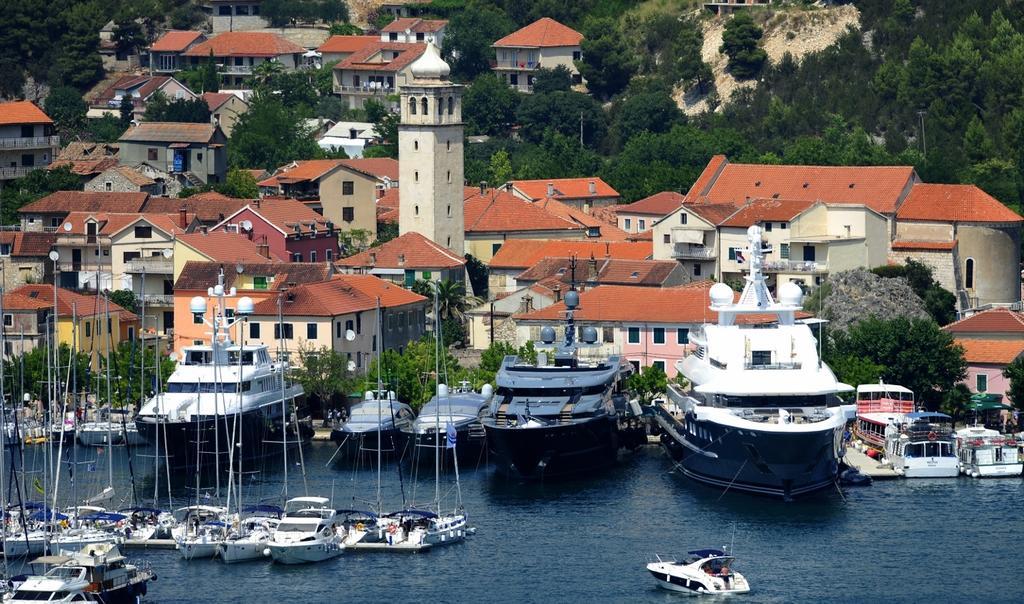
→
(928, 431, 937, 441)
(387, 524, 397, 535)
(262, 548, 271, 556)
(356, 522, 364, 532)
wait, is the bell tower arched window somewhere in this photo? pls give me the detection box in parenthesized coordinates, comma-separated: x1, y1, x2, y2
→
(421, 97, 428, 115)
(965, 258, 975, 289)
(408, 97, 416, 115)
(448, 97, 454, 115)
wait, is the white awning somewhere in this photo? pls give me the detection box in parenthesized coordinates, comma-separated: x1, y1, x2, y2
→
(672, 229, 705, 244)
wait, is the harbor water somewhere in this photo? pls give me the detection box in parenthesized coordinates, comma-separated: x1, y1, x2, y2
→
(8, 442, 1022, 603)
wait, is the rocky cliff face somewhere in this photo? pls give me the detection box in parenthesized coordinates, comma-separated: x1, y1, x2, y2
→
(812, 269, 930, 332)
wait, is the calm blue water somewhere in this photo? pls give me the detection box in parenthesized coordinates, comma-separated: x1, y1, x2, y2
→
(8, 443, 1023, 603)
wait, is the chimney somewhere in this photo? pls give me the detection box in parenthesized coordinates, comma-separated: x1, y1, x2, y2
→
(552, 284, 561, 302)
(588, 180, 596, 195)
(520, 294, 534, 314)
(200, 225, 208, 234)
(376, 186, 385, 199)
(587, 254, 598, 283)
(479, 181, 486, 195)
(397, 253, 405, 267)
(546, 182, 554, 197)
(369, 252, 377, 266)
(254, 198, 261, 209)
(178, 207, 188, 229)
(604, 242, 610, 258)
(257, 243, 270, 258)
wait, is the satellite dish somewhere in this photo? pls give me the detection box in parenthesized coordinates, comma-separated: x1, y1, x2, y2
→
(62, 222, 72, 232)
(162, 248, 173, 258)
(168, 351, 177, 362)
(236, 263, 245, 275)
(48, 250, 60, 262)
(345, 329, 356, 342)
(347, 361, 356, 372)
(240, 220, 253, 232)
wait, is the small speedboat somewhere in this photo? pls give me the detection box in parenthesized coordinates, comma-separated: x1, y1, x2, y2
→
(647, 549, 750, 595)
(218, 505, 283, 563)
(329, 392, 415, 461)
(265, 497, 344, 564)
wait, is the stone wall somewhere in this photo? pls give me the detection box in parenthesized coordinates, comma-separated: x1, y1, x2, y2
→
(888, 248, 956, 294)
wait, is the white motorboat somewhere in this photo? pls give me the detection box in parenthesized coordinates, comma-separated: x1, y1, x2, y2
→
(76, 421, 123, 447)
(218, 506, 282, 563)
(884, 412, 959, 478)
(265, 497, 344, 564)
(956, 426, 1023, 477)
(172, 505, 232, 560)
(3, 530, 49, 557)
(647, 549, 751, 595)
(14, 543, 154, 603)
(853, 383, 915, 450)
(6, 573, 92, 602)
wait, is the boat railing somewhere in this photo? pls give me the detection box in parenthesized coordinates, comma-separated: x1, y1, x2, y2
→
(743, 361, 802, 370)
(856, 398, 914, 414)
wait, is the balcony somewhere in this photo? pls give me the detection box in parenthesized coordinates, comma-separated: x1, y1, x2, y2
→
(332, 84, 395, 96)
(0, 135, 59, 150)
(762, 260, 827, 273)
(0, 166, 35, 180)
(493, 60, 540, 71)
(137, 293, 174, 306)
(221, 64, 253, 75)
(673, 244, 716, 260)
(126, 257, 173, 274)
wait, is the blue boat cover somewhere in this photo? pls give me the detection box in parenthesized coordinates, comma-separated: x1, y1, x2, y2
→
(335, 509, 378, 519)
(905, 412, 951, 420)
(688, 549, 727, 558)
(384, 509, 437, 519)
(243, 505, 284, 515)
(203, 521, 227, 527)
(119, 507, 164, 514)
(29, 510, 68, 521)
(80, 512, 128, 522)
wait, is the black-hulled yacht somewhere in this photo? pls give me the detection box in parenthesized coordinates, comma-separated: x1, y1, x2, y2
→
(403, 381, 493, 466)
(482, 268, 641, 480)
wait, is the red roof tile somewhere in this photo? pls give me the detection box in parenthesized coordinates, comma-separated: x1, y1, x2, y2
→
(682, 202, 742, 225)
(494, 18, 583, 48)
(334, 42, 426, 73)
(465, 188, 582, 233)
(516, 257, 679, 287)
(0, 101, 53, 126)
(58, 212, 184, 236)
(150, 30, 204, 52)
(201, 92, 238, 111)
(687, 156, 916, 214)
(183, 32, 304, 58)
(251, 274, 426, 316)
(618, 192, 685, 216)
(19, 192, 149, 215)
(119, 122, 219, 144)
(626, 230, 654, 242)
(489, 239, 653, 269)
(943, 308, 1024, 335)
(1, 291, 51, 311)
(174, 261, 330, 291)
(48, 157, 120, 176)
(336, 231, 465, 270)
(11, 285, 135, 320)
(956, 338, 1024, 364)
(93, 75, 182, 107)
(176, 232, 280, 263)
(381, 18, 447, 33)
(339, 158, 399, 181)
(142, 195, 249, 224)
(719, 198, 816, 228)
(259, 160, 344, 186)
(376, 188, 399, 223)
(0, 232, 57, 257)
(316, 35, 378, 54)
(891, 240, 957, 251)
(897, 183, 1023, 223)
(511, 177, 619, 201)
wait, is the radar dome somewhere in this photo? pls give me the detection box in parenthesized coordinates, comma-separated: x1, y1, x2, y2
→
(581, 326, 598, 344)
(564, 290, 580, 309)
(709, 282, 734, 307)
(438, 383, 449, 398)
(236, 296, 254, 315)
(779, 282, 804, 306)
(190, 296, 207, 315)
(410, 42, 450, 80)
(481, 384, 494, 398)
(540, 326, 556, 343)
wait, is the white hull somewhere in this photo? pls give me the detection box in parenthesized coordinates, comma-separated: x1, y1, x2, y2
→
(424, 515, 468, 547)
(52, 532, 122, 554)
(898, 459, 960, 478)
(178, 539, 221, 560)
(218, 539, 269, 563)
(267, 539, 343, 564)
(964, 462, 1024, 478)
(3, 534, 47, 557)
(77, 427, 123, 447)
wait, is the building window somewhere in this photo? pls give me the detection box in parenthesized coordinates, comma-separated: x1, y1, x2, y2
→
(764, 222, 773, 232)
(677, 328, 689, 344)
(3, 314, 11, 327)
(602, 326, 614, 343)
(572, 50, 582, 61)
(780, 222, 788, 229)
(447, 140, 451, 152)
(388, 314, 395, 330)
(292, 253, 302, 262)
(965, 258, 975, 289)
(693, 263, 701, 277)
(147, 148, 158, 161)
(803, 245, 815, 262)
(728, 247, 736, 261)
(345, 319, 354, 335)
(447, 97, 453, 115)
(421, 97, 428, 114)
(414, 140, 419, 151)
(326, 249, 333, 261)
(409, 97, 417, 115)
(0, 244, 11, 257)
(193, 312, 204, 324)
(404, 270, 415, 287)
(274, 323, 294, 339)
(977, 373, 988, 393)
(134, 225, 152, 238)
(652, 360, 666, 373)
(627, 326, 640, 344)
(780, 243, 790, 260)
(414, 205, 419, 216)
(681, 213, 687, 225)
(342, 206, 355, 222)
(306, 323, 317, 340)
(624, 218, 631, 231)
(414, 171, 419, 183)
(751, 350, 772, 366)
(639, 219, 646, 230)
(85, 322, 92, 337)
(218, 5, 231, 15)
(663, 234, 670, 244)
(342, 181, 354, 195)
(447, 170, 451, 183)
(416, 32, 425, 41)
(253, 276, 268, 290)
(492, 243, 502, 255)
(104, 181, 112, 191)
(310, 251, 317, 262)
(653, 327, 665, 344)
(250, 322, 260, 339)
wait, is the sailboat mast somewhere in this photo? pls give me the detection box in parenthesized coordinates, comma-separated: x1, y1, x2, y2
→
(0, 282, 8, 574)
(278, 290, 287, 500)
(433, 284, 440, 510)
(375, 297, 382, 514)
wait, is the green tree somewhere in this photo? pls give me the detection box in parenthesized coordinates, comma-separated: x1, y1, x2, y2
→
(628, 364, 668, 404)
(443, 4, 514, 81)
(430, 280, 482, 324)
(367, 338, 462, 410)
(4, 345, 91, 406)
(112, 19, 145, 57)
(829, 354, 886, 394)
(50, 1, 106, 90)
(100, 341, 176, 408)
(608, 86, 684, 151)
(119, 96, 135, 128)
(577, 17, 636, 100)
(201, 50, 220, 93)
(364, 99, 399, 158)
(329, 22, 362, 36)
(251, 60, 285, 87)
(532, 66, 573, 94)
(464, 254, 488, 299)
(313, 60, 340, 96)
(487, 149, 513, 185)
(108, 289, 137, 314)
(829, 317, 966, 409)
(262, 0, 348, 26)
(940, 383, 972, 427)
(45, 87, 88, 134)
(1003, 356, 1024, 412)
(516, 90, 606, 146)
(222, 168, 260, 199)
(720, 11, 767, 80)
(462, 74, 520, 136)
(88, 115, 126, 143)
(228, 92, 323, 170)
(293, 344, 356, 414)
(0, 166, 82, 225)
(142, 91, 169, 121)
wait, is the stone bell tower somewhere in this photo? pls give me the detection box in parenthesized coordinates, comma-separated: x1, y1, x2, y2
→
(398, 43, 464, 254)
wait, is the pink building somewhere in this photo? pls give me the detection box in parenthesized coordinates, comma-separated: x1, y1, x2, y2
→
(213, 197, 340, 262)
(956, 338, 1024, 400)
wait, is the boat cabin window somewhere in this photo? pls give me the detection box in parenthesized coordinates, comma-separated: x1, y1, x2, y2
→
(496, 385, 609, 399)
(275, 521, 310, 532)
(227, 350, 256, 365)
(183, 350, 213, 365)
(715, 394, 835, 408)
(166, 381, 252, 393)
(749, 350, 772, 366)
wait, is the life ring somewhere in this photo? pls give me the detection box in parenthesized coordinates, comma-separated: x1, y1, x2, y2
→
(355, 523, 364, 532)
(387, 524, 397, 535)
(928, 431, 937, 441)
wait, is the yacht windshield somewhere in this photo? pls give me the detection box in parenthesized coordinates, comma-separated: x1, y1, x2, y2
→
(275, 522, 313, 532)
(227, 351, 255, 365)
(714, 394, 839, 408)
(497, 385, 608, 398)
(166, 382, 251, 393)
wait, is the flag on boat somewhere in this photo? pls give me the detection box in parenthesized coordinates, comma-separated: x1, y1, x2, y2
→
(87, 463, 96, 472)
(33, 478, 44, 494)
(735, 250, 746, 264)
(445, 422, 457, 449)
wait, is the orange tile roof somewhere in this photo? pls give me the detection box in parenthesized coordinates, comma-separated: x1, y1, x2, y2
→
(183, 32, 305, 58)
(376, 188, 399, 223)
(334, 42, 426, 73)
(1, 291, 52, 311)
(682, 202, 742, 225)
(944, 308, 1024, 334)
(0, 101, 53, 126)
(686, 156, 916, 214)
(58, 212, 184, 236)
(259, 160, 344, 186)
(956, 338, 1024, 365)
(897, 183, 1023, 223)
(11, 285, 136, 320)
(251, 274, 427, 317)
(174, 261, 330, 291)
(489, 239, 653, 269)
(618, 192, 685, 216)
(119, 122, 219, 144)
(93, 75, 180, 107)
(142, 195, 249, 224)
(150, 30, 204, 52)
(719, 198, 816, 228)
(891, 240, 957, 251)
(533, 197, 622, 233)
(19, 192, 149, 215)
(107, 165, 156, 186)
(48, 157, 120, 176)
(494, 18, 583, 48)
(627, 230, 654, 242)
(0, 232, 57, 257)
(176, 232, 279, 263)
(316, 35, 378, 54)
(336, 231, 465, 270)
(222, 198, 330, 235)
(381, 18, 447, 33)
(517, 257, 680, 287)
(511, 177, 619, 201)
(465, 188, 582, 233)
(513, 283, 798, 324)
(201, 92, 237, 111)
(339, 158, 399, 181)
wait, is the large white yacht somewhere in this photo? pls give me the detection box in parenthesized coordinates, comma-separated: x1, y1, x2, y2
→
(135, 269, 307, 470)
(266, 497, 353, 564)
(956, 425, 1023, 477)
(655, 226, 855, 500)
(884, 412, 959, 478)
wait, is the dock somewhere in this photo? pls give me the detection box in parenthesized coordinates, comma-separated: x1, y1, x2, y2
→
(347, 541, 432, 553)
(123, 538, 178, 550)
(843, 445, 900, 480)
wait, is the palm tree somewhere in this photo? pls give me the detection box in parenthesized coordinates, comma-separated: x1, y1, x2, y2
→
(430, 280, 482, 323)
(251, 59, 285, 87)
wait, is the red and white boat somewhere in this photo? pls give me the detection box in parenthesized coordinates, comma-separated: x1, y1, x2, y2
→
(853, 383, 915, 450)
